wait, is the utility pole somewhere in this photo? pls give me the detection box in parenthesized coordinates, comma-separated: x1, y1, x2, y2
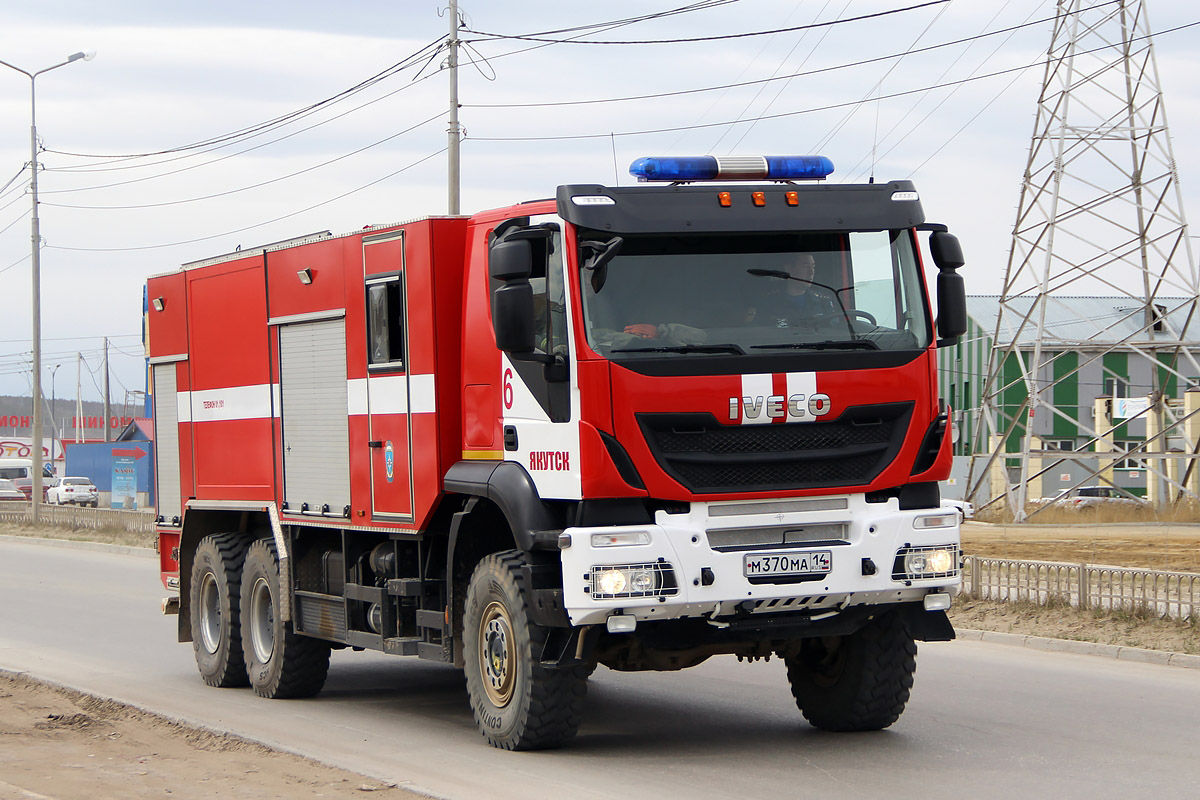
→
(75, 352, 83, 443)
(47, 363, 59, 469)
(103, 337, 111, 443)
(447, 0, 461, 215)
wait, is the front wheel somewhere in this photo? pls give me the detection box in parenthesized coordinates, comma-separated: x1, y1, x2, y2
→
(785, 611, 917, 732)
(463, 551, 588, 750)
(190, 533, 250, 687)
(240, 538, 330, 699)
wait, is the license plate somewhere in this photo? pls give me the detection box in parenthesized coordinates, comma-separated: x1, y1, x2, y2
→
(743, 550, 832, 578)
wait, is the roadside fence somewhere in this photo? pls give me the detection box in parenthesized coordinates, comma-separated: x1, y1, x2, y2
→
(0, 502, 156, 535)
(963, 555, 1198, 622)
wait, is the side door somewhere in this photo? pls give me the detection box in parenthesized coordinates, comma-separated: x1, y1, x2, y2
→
(363, 231, 414, 520)
(497, 218, 581, 499)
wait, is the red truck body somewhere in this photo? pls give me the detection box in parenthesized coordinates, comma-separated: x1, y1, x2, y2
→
(148, 161, 965, 749)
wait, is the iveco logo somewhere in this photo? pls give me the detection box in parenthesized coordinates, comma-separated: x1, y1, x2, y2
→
(729, 393, 832, 421)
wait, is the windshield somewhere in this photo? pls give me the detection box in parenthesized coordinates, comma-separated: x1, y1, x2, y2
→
(578, 230, 930, 358)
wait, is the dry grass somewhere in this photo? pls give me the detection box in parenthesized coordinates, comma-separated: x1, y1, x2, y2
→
(949, 596, 1200, 654)
(1, 520, 154, 549)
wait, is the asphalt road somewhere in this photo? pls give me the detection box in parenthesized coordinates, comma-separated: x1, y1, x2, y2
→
(2, 536, 1198, 800)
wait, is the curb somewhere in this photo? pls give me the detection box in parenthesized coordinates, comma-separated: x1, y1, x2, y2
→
(0, 533, 155, 559)
(956, 628, 1200, 669)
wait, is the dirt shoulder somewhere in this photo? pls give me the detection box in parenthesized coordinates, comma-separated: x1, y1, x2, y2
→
(0, 672, 419, 800)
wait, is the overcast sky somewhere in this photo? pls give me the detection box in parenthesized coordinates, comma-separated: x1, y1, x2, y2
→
(1, 0, 1198, 404)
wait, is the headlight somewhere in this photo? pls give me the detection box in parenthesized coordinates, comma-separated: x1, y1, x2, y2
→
(588, 563, 678, 599)
(893, 545, 959, 580)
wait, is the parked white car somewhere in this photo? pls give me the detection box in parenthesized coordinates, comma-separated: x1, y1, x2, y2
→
(1037, 485, 1148, 510)
(943, 498, 974, 522)
(47, 477, 99, 507)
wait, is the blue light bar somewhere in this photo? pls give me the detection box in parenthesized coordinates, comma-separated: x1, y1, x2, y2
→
(629, 155, 834, 182)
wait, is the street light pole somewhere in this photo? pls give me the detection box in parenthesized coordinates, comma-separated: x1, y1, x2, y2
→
(48, 363, 60, 468)
(0, 50, 95, 522)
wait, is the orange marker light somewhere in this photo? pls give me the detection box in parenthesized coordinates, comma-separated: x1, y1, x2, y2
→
(785, 191, 799, 206)
(752, 191, 766, 206)
(718, 191, 732, 207)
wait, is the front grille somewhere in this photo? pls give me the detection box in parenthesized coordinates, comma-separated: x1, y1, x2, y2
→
(639, 403, 912, 493)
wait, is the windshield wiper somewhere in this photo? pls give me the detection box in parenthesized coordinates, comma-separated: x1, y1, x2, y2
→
(612, 343, 746, 355)
(751, 339, 879, 351)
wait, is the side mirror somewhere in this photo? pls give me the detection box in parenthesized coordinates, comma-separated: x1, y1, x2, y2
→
(928, 230, 966, 345)
(936, 270, 967, 343)
(489, 238, 533, 281)
(492, 282, 536, 354)
(929, 231, 965, 271)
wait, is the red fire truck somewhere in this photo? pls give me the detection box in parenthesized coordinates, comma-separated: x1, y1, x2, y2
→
(147, 154, 967, 750)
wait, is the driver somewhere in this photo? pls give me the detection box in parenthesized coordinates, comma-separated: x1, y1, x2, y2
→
(748, 254, 838, 327)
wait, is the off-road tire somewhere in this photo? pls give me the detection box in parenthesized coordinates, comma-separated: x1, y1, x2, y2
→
(190, 533, 250, 688)
(240, 538, 331, 699)
(785, 611, 917, 731)
(463, 551, 588, 750)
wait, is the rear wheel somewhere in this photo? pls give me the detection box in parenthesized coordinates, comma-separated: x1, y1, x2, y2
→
(240, 538, 330, 698)
(190, 533, 250, 687)
(785, 611, 917, 731)
(463, 551, 588, 750)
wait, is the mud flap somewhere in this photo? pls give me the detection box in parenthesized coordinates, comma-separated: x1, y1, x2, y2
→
(899, 605, 956, 642)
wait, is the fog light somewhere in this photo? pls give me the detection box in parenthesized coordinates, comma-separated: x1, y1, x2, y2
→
(894, 545, 959, 580)
(927, 548, 955, 573)
(606, 614, 637, 633)
(596, 569, 627, 595)
(629, 569, 657, 592)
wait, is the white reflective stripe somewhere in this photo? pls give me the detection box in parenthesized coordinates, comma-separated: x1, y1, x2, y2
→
(787, 371, 818, 422)
(369, 374, 409, 414)
(178, 392, 191, 423)
(348, 374, 436, 416)
(410, 374, 436, 413)
(348, 378, 368, 416)
(739, 373, 774, 425)
(183, 384, 275, 422)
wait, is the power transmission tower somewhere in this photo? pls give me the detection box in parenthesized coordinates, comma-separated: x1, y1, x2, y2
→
(967, 0, 1200, 520)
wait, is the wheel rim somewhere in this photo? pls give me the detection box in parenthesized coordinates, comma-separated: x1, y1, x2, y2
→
(478, 600, 516, 707)
(249, 575, 275, 664)
(199, 572, 222, 654)
(804, 636, 848, 688)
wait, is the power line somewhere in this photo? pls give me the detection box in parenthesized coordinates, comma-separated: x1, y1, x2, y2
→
(43, 111, 444, 210)
(46, 146, 449, 253)
(0, 253, 30, 277)
(844, 0, 1043, 182)
(459, 2, 1119, 110)
(44, 37, 447, 164)
(462, 1, 949, 45)
(464, 20, 1200, 143)
(496, 1, 740, 38)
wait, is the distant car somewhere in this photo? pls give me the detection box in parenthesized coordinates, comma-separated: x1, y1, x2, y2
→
(12, 477, 55, 502)
(0, 479, 25, 501)
(944, 498, 974, 522)
(47, 477, 99, 507)
(1039, 486, 1147, 510)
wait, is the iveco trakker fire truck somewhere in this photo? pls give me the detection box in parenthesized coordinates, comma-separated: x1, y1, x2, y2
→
(147, 154, 967, 750)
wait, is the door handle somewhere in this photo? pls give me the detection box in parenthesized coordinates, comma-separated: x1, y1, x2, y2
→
(368, 440, 383, 448)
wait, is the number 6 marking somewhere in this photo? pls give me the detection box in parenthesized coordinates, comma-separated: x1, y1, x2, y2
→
(503, 368, 514, 410)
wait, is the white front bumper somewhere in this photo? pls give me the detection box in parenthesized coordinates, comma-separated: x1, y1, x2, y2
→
(558, 494, 960, 627)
